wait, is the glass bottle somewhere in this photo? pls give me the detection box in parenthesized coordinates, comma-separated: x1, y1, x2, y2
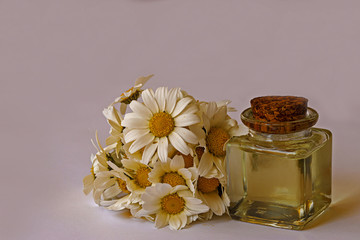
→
(226, 96, 332, 230)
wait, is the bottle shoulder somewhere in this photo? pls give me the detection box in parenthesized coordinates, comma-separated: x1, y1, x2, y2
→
(227, 128, 332, 158)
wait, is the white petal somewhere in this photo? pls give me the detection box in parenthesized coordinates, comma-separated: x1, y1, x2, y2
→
(171, 97, 193, 117)
(216, 100, 231, 108)
(92, 189, 102, 204)
(206, 102, 217, 119)
(134, 74, 153, 86)
(124, 129, 150, 143)
(160, 160, 171, 173)
(122, 160, 142, 172)
(198, 152, 215, 176)
(106, 195, 131, 210)
(103, 185, 122, 199)
(166, 88, 179, 114)
(100, 199, 119, 207)
(142, 89, 159, 114)
(180, 103, 198, 115)
(202, 113, 211, 133)
(169, 132, 190, 155)
(170, 155, 185, 171)
(121, 117, 148, 129)
(158, 137, 169, 162)
(155, 212, 169, 229)
(142, 142, 158, 165)
(174, 127, 198, 144)
(142, 202, 162, 213)
(120, 102, 127, 115)
(155, 87, 167, 112)
(102, 106, 116, 122)
(185, 197, 210, 214)
(213, 156, 226, 178)
(229, 124, 247, 136)
(169, 215, 181, 230)
(179, 212, 188, 229)
(202, 191, 225, 216)
(211, 106, 227, 127)
(178, 168, 192, 181)
(141, 187, 159, 200)
(154, 183, 173, 197)
(189, 125, 206, 140)
(83, 174, 94, 185)
(170, 185, 188, 194)
(174, 114, 200, 127)
(129, 100, 152, 119)
(122, 112, 141, 119)
(129, 133, 155, 153)
(83, 175, 94, 195)
(177, 189, 193, 198)
(108, 160, 123, 172)
(148, 163, 165, 183)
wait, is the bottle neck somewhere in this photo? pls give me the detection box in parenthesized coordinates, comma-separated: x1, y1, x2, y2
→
(248, 128, 312, 141)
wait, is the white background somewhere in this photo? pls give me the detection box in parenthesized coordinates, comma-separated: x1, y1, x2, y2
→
(1, 0, 359, 239)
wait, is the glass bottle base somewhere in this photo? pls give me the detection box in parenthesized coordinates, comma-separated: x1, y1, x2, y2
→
(229, 198, 331, 230)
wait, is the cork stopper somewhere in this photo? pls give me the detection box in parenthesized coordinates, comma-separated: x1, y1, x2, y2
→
(241, 96, 318, 134)
(250, 96, 308, 122)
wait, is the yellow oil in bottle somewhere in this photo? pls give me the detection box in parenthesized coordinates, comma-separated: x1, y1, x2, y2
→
(226, 128, 332, 229)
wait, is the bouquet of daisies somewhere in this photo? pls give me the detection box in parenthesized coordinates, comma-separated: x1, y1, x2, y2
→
(83, 75, 241, 230)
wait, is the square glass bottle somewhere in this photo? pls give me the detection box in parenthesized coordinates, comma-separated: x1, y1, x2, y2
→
(226, 96, 332, 230)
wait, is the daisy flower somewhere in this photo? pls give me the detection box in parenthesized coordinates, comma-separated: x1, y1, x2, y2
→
(93, 160, 129, 206)
(196, 102, 240, 177)
(136, 184, 209, 230)
(121, 87, 200, 164)
(101, 161, 142, 211)
(83, 133, 114, 198)
(83, 154, 107, 195)
(91, 150, 124, 204)
(103, 105, 124, 156)
(121, 159, 153, 195)
(148, 154, 197, 193)
(112, 74, 153, 115)
(85, 132, 125, 204)
(196, 174, 230, 219)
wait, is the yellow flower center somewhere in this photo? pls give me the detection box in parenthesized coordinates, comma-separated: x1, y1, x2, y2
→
(195, 147, 204, 160)
(162, 172, 186, 187)
(161, 194, 185, 215)
(135, 167, 152, 188)
(117, 178, 130, 194)
(121, 88, 141, 104)
(197, 177, 220, 193)
(148, 112, 175, 137)
(206, 127, 230, 157)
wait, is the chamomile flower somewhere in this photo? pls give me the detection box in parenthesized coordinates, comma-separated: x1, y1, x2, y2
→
(101, 161, 142, 211)
(148, 155, 197, 192)
(136, 184, 209, 230)
(197, 102, 240, 177)
(196, 175, 230, 218)
(112, 74, 153, 115)
(121, 159, 153, 195)
(121, 87, 200, 164)
(93, 161, 129, 206)
(103, 105, 124, 156)
(83, 154, 107, 195)
(83, 133, 113, 198)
